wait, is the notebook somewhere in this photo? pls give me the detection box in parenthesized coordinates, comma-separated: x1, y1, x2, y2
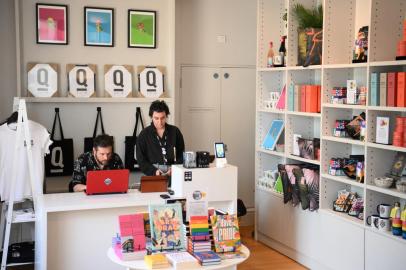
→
(85, 169, 129, 195)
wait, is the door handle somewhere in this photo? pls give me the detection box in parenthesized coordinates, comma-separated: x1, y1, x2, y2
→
(213, 73, 219, 79)
(224, 73, 230, 79)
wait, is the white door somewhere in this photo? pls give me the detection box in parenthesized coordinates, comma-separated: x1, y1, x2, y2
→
(180, 66, 221, 152)
(221, 67, 256, 207)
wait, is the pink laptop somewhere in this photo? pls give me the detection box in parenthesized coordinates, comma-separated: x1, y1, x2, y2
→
(86, 169, 129, 195)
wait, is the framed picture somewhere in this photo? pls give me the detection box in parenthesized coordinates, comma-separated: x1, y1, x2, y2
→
(128, 10, 156, 48)
(36, 3, 68, 45)
(84, 7, 114, 47)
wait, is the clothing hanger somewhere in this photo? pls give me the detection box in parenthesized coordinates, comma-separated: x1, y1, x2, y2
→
(0, 111, 18, 126)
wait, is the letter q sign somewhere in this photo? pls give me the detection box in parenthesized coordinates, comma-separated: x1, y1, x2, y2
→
(27, 63, 58, 97)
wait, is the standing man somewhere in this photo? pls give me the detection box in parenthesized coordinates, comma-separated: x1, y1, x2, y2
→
(136, 100, 185, 182)
(70, 134, 124, 192)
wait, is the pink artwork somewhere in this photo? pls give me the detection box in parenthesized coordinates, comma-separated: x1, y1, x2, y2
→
(36, 4, 68, 44)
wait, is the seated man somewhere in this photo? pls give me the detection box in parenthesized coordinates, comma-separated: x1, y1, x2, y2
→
(136, 100, 185, 181)
(69, 134, 124, 192)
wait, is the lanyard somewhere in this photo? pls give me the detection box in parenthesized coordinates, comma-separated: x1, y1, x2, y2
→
(156, 134, 168, 164)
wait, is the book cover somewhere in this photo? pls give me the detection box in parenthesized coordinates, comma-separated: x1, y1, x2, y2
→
(375, 116, 390, 145)
(380, 73, 387, 106)
(309, 85, 318, 113)
(300, 85, 306, 112)
(262, 119, 284, 151)
(276, 84, 286, 110)
(118, 213, 146, 251)
(210, 214, 241, 253)
(294, 85, 301, 111)
(193, 251, 221, 262)
(305, 85, 312, 112)
(288, 84, 295, 111)
(387, 72, 397, 107)
(317, 85, 321, 113)
(397, 72, 406, 107)
(166, 251, 199, 269)
(347, 80, 357, 104)
(149, 203, 185, 251)
(370, 72, 379, 106)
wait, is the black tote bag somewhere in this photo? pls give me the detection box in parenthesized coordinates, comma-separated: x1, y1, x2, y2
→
(84, 107, 111, 152)
(45, 108, 74, 177)
(125, 107, 144, 171)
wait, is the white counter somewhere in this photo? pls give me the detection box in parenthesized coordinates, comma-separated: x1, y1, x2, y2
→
(35, 190, 166, 270)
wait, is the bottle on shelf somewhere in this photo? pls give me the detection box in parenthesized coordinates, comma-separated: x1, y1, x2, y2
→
(267, 42, 275, 67)
(273, 35, 287, 67)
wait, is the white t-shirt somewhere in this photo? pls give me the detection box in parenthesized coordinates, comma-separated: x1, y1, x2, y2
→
(0, 120, 52, 201)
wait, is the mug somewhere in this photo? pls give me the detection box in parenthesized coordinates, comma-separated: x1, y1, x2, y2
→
(392, 218, 402, 236)
(377, 217, 391, 231)
(366, 214, 379, 229)
(377, 204, 391, 218)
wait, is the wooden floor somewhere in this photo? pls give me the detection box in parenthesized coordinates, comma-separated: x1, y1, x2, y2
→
(9, 226, 307, 270)
(239, 226, 307, 270)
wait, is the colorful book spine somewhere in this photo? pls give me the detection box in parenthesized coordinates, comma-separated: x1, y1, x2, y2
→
(370, 72, 379, 106)
(305, 85, 312, 112)
(397, 72, 406, 107)
(294, 85, 301, 111)
(317, 85, 321, 113)
(276, 85, 286, 110)
(288, 84, 295, 111)
(310, 85, 318, 113)
(387, 72, 397, 107)
(300, 85, 306, 112)
(380, 73, 387, 106)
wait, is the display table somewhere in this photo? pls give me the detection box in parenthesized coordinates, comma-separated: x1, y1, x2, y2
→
(107, 245, 250, 270)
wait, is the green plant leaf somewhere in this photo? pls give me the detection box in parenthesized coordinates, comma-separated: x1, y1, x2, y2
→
(291, 4, 323, 29)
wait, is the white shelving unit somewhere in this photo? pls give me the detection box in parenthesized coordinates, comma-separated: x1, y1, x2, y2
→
(255, 1, 406, 270)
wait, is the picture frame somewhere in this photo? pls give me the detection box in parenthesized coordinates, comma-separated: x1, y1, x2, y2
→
(36, 3, 68, 45)
(128, 10, 156, 48)
(84, 7, 114, 47)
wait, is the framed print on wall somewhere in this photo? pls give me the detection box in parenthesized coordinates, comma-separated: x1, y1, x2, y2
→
(128, 10, 156, 48)
(36, 3, 68, 45)
(84, 7, 114, 47)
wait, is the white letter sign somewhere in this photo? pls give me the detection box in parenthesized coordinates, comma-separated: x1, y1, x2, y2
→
(68, 65, 95, 98)
(105, 65, 132, 97)
(139, 66, 164, 98)
(27, 63, 58, 97)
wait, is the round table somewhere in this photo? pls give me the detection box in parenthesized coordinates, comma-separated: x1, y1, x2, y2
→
(107, 245, 250, 270)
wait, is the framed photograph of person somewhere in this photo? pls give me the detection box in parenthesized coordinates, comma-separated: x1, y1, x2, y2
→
(84, 7, 114, 47)
(128, 10, 156, 48)
(36, 3, 68, 45)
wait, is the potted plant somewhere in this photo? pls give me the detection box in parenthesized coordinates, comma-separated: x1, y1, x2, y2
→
(291, 4, 323, 66)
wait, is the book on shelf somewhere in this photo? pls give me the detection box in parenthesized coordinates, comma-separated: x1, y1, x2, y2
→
(300, 85, 306, 112)
(262, 119, 284, 151)
(294, 85, 301, 111)
(193, 251, 221, 265)
(387, 72, 397, 107)
(370, 72, 379, 106)
(288, 84, 295, 111)
(317, 85, 321, 113)
(375, 116, 390, 145)
(379, 73, 387, 106)
(144, 253, 170, 269)
(397, 72, 406, 107)
(210, 214, 241, 253)
(149, 203, 185, 251)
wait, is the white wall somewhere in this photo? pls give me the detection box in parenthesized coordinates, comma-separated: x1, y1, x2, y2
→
(0, 0, 17, 121)
(176, 0, 257, 66)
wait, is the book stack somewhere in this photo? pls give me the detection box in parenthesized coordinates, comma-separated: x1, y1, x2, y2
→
(370, 72, 406, 107)
(289, 84, 321, 113)
(187, 216, 211, 253)
(114, 213, 147, 261)
(144, 253, 170, 269)
(210, 214, 241, 253)
(193, 251, 221, 266)
(165, 251, 200, 269)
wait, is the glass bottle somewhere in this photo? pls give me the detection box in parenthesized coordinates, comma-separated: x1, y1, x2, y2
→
(278, 35, 287, 66)
(267, 42, 275, 67)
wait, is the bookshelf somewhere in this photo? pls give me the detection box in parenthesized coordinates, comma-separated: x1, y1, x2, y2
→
(255, 0, 406, 269)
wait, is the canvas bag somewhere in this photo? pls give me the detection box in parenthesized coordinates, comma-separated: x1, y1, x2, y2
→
(84, 107, 113, 152)
(45, 108, 74, 177)
(125, 107, 144, 171)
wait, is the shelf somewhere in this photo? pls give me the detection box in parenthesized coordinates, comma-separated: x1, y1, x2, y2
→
(12, 217, 35, 223)
(323, 63, 368, 69)
(366, 184, 406, 200)
(286, 111, 321, 118)
(369, 60, 406, 67)
(365, 226, 406, 245)
(256, 185, 283, 198)
(258, 108, 285, 114)
(287, 65, 322, 70)
(367, 106, 406, 112)
(6, 262, 34, 267)
(322, 136, 365, 146)
(286, 154, 320, 165)
(366, 142, 406, 152)
(257, 148, 285, 158)
(321, 173, 365, 188)
(323, 103, 366, 110)
(320, 209, 364, 228)
(257, 67, 286, 72)
(18, 97, 173, 103)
